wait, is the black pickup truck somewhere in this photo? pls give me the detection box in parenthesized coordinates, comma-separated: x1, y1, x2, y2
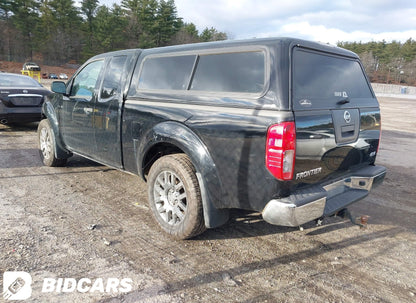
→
(38, 37, 386, 239)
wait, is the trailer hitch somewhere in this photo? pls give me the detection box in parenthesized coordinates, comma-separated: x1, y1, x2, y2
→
(337, 208, 369, 228)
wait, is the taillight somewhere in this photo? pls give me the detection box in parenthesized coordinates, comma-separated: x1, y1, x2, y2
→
(265, 122, 296, 180)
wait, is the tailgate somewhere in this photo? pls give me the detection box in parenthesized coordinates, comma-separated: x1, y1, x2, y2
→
(291, 47, 381, 185)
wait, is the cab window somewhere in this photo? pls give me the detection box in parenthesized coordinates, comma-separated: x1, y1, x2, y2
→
(70, 60, 104, 101)
(100, 56, 127, 100)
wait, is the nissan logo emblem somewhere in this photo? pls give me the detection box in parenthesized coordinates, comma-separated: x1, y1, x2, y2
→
(344, 111, 351, 123)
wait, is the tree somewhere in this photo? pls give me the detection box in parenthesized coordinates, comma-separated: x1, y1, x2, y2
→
(38, 0, 83, 65)
(155, 0, 181, 46)
(81, 0, 99, 52)
(0, 0, 14, 61)
(338, 39, 416, 84)
(402, 38, 416, 62)
(10, 0, 40, 61)
(92, 4, 128, 54)
(81, 0, 98, 27)
(0, 0, 231, 65)
(36, 0, 57, 63)
(80, 0, 99, 59)
(122, 0, 159, 48)
(200, 27, 227, 42)
(171, 22, 199, 45)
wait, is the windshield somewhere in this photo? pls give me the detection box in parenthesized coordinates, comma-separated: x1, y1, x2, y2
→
(293, 48, 373, 110)
(0, 74, 42, 87)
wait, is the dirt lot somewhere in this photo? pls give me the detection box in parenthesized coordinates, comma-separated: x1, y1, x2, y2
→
(0, 97, 415, 302)
(0, 61, 76, 79)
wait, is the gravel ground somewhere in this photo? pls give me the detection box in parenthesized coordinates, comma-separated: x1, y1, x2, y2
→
(0, 97, 415, 302)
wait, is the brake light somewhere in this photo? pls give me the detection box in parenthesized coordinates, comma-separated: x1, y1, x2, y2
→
(266, 122, 296, 180)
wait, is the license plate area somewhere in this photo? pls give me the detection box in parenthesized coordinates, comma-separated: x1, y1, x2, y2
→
(10, 97, 42, 106)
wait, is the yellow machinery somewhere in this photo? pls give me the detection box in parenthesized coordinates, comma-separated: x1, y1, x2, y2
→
(21, 69, 41, 82)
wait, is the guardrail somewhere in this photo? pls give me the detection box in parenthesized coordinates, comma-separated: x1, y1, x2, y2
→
(372, 83, 416, 98)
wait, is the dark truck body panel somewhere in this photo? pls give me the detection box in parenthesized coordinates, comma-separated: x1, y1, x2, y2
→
(41, 37, 386, 231)
(122, 99, 293, 212)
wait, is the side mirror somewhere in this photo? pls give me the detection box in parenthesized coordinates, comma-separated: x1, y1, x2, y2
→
(51, 81, 67, 94)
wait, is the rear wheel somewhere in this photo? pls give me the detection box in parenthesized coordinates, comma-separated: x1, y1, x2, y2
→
(147, 154, 206, 239)
(38, 119, 67, 167)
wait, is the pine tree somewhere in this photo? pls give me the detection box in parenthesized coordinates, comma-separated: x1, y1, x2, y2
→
(121, 0, 158, 48)
(0, 0, 232, 66)
(0, 0, 14, 61)
(93, 4, 128, 54)
(155, 0, 181, 46)
(10, 0, 40, 61)
(40, 0, 83, 64)
(81, 0, 99, 58)
(200, 27, 227, 42)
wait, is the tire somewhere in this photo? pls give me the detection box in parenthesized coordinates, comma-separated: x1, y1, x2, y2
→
(37, 119, 67, 167)
(147, 154, 206, 239)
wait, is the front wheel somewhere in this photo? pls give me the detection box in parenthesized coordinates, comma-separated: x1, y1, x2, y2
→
(37, 119, 67, 167)
(147, 154, 206, 239)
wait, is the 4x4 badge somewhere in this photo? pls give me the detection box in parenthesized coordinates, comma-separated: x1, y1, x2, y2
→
(344, 110, 351, 123)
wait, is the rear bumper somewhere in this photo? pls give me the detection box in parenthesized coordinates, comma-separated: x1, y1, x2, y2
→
(262, 165, 386, 227)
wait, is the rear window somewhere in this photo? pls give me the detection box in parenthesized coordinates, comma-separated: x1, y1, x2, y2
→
(293, 49, 373, 109)
(0, 74, 41, 87)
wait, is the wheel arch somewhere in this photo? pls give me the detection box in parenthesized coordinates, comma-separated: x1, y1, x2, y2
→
(137, 121, 229, 229)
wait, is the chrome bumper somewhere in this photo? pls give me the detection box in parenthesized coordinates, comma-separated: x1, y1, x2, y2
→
(262, 165, 386, 227)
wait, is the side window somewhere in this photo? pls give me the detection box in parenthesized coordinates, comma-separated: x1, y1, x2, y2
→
(138, 55, 196, 90)
(190, 51, 265, 93)
(70, 60, 104, 101)
(100, 56, 127, 100)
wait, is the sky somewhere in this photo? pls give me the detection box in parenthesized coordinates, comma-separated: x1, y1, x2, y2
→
(99, 0, 416, 45)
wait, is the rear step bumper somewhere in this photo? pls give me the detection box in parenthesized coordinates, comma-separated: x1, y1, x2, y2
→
(262, 165, 386, 227)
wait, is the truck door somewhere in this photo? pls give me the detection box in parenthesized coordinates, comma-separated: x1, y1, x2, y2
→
(61, 60, 104, 156)
(93, 55, 128, 167)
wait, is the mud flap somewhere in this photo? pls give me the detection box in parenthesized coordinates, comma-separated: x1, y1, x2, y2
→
(196, 172, 229, 229)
